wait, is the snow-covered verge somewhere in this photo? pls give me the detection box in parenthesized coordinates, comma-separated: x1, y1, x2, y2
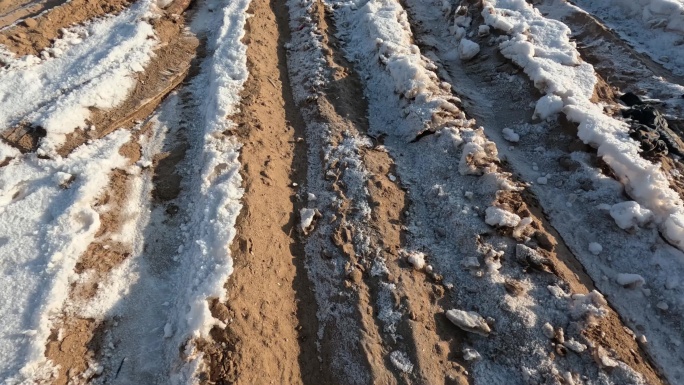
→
(569, 0, 684, 77)
(326, 0, 648, 383)
(482, 0, 684, 252)
(0, 0, 159, 155)
(0, 130, 130, 383)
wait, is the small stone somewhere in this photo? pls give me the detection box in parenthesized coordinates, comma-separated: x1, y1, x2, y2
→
(23, 18, 38, 29)
(534, 231, 557, 251)
(446, 309, 491, 336)
(504, 279, 524, 297)
(349, 269, 363, 283)
(656, 301, 669, 311)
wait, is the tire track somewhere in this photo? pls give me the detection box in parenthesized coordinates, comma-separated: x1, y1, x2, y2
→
(287, 2, 472, 383)
(400, 0, 675, 382)
(326, 0, 665, 383)
(195, 0, 318, 383)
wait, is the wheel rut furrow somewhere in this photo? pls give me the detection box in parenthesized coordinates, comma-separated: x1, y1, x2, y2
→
(399, 0, 675, 383)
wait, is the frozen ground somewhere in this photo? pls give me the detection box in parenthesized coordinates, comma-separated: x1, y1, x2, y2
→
(0, 0, 682, 384)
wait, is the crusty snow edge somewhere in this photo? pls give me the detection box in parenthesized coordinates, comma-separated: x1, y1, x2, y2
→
(482, 0, 684, 251)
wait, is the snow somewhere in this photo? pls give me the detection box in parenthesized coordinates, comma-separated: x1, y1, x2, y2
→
(0, 142, 19, 162)
(445, 309, 491, 336)
(482, 0, 684, 252)
(610, 201, 654, 230)
(485, 206, 521, 227)
(501, 127, 519, 142)
(322, 0, 664, 382)
(0, 1, 159, 155)
(0, 0, 251, 382)
(616, 273, 646, 288)
(458, 38, 480, 60)
(0, 130, 130, 383)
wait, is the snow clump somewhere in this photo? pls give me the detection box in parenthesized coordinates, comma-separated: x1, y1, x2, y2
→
(588, 242, 603, 255)
(406, 251, 426, 270)
(485, 206, 521, 227)
(570, 291, 608, 320)
(502, 127, 520, 142)
(609, 201, 654, 230)
(389, 351, 413, 373)
(533, 94, 564, 120)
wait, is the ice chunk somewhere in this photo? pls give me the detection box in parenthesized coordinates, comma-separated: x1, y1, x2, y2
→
(446, 309, 491, 336)
(459, 39, 480, 61)
(564, 339, 587, 353)
(485, 206, 521, 227)
(300, 208, 317, 233)
(463, 348, 481, 361)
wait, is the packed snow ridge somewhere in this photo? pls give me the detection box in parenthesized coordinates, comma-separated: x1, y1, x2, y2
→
(482, 0, 684, 251)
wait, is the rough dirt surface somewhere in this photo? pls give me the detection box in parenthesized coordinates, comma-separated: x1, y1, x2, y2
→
(0, 0, 682, 384)
(0, 0, 133, 57)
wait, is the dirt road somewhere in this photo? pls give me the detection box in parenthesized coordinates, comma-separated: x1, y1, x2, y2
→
(0, 0, 682, 384)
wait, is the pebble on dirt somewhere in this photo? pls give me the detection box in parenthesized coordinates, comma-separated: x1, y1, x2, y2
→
(446, 309, 492, 336)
